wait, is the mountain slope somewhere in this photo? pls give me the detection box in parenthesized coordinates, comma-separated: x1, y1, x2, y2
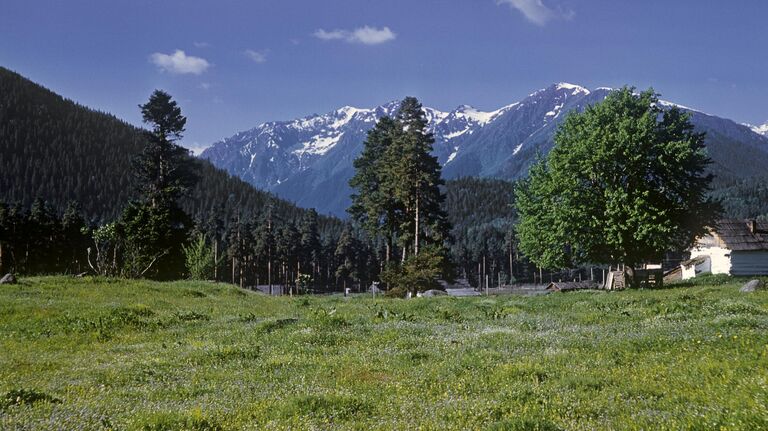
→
(202, 84, 768, 217)
(0, 66, 341, 232)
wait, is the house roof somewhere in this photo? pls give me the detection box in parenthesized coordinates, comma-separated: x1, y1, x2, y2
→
(706, 219, 768, 251)
(681, 255, 709, 267)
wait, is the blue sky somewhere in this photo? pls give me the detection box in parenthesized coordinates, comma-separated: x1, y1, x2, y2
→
(2, 0, 767, 153)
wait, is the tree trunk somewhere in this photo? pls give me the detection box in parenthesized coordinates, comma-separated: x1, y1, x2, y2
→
(482, 255, 486, 290)
(477, 262, 481, 290)
(414, 195, 420, 257)
(213, 239, 218, 281)
(625, 265, 636, 289)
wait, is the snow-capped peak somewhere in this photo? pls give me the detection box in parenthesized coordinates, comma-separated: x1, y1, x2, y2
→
(528, 82, 590, 98)
(747, 121, 768, 137)
(555, 82, 590, 95)
(335, 106, 369, 118)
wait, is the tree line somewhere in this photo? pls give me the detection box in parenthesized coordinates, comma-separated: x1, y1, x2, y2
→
(0, 89, 385, 293)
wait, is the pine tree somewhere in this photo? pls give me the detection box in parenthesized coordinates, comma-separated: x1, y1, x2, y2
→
(386, 97, 450, 261)
(120, 90, 199, 279)
(349, 97, 452, 293)
(349, 116, 401, 262)
(62, 201, 89, 273)
(334, 224, 360, 291)
(298, 209, 321, 288)
(226, 215, 247, 288)
(253, 211, 276, 293)
(276, 221, 300, 294)
(134, 90, 197, 207)
(28, 198, 60, 273)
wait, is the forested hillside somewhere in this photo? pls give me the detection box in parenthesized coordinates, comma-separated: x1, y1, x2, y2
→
(0, 67, 340, 234)
(443, 177, 527, 284)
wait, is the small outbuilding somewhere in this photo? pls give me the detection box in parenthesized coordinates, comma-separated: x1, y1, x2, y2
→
(682, 219, 768, 279)
(546, 281, 599, 292)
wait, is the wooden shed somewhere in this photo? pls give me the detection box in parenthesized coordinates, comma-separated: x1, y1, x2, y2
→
(682, 219, 768, 279)
(546, 281, 599, 292)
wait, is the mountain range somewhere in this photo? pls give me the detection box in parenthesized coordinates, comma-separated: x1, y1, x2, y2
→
(201, 83, 768, 217)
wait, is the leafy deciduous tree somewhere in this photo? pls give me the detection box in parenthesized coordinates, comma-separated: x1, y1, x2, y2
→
(515, 87, 720, 283)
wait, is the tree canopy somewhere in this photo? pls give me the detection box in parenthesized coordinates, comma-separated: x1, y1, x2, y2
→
(515, 87, 720, 271)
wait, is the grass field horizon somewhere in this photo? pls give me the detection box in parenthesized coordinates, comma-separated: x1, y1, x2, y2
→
(1, 276, 767, 430)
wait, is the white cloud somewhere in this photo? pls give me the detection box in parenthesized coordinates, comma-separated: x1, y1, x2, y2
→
(244, 49, 268, 63)
(193, 41, 211, 48)
(314, 29, 347, 41)
(150, 50, 210, 75)
(497, 0, 573, 26)
(313, 25, 396, 45)
(198, 82, 211, 90)
(350, 26, 397, 44)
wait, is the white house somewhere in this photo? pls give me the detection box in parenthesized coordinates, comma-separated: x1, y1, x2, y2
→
(682, 219, 768, 279)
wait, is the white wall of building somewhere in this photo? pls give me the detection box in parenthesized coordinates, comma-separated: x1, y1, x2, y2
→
(682, 246, 731, 280)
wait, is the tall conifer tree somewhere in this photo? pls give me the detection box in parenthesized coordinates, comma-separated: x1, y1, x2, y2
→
(120, 90, 198, 279)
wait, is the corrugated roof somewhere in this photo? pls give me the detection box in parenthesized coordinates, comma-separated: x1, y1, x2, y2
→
(709, 219, 768, 251)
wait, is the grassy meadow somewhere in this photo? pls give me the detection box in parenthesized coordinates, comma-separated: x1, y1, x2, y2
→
(1, 276, 767, 430)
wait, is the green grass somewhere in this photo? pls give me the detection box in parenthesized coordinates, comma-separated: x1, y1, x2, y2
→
(1, 276, 767, 430)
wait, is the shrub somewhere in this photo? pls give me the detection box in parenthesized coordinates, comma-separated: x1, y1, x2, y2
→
(384, 286, 408, 298)
(182, 234, 216, 281)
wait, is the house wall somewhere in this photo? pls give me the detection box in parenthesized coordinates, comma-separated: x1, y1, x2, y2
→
(730, 251, 768, 276)
(682, 247, 730, 279)
(682, 257, 710, 279)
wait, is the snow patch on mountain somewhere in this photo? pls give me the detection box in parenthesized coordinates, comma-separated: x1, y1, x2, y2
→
(746, 121, 768, 137)
(658, 99, 712, 117)
(445, 146, 459, 165)
(293, 133, 344, 157)
(453, 105, 502, 125)
(545, 103, 564, 118)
